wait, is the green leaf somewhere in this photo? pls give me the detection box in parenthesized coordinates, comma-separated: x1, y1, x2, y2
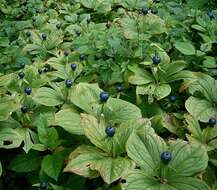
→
(121, 170, 208, 190)
(64, 145, 103, 178)
(103, 98, 142, 123)
(33, 87, 64, 106)
(185, 97, 217, 122)
(64, 145, 133, 184)
(54, 109, 84, 135)
(42, 151, 66, 181)
(0, 98, 19, 121)
(36, 115, 59, 149)
(70, 83, 101, 116)
(9, 151, 41, 172)
(81, 114, 135, 156)
(168, 140, 208, 177)
(128, 65, 154, 85)
(126, 128, 167, 175)
(0, 127, 23, 149)
(174, 42, 196, 55)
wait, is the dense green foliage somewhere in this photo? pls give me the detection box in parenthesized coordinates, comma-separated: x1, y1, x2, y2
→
(0, 0, 217, 189)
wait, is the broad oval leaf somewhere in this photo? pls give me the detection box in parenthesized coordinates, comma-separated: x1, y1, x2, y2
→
(174, 42, 196, 55)
(33, 87, 64, 106)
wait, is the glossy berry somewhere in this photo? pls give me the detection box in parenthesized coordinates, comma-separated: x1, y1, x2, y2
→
(142, 7, 149, 15)
(207, 11, 215, 19)
(106, 22, 111, 28)
(41, 33, 47, 41)
(56, 23, 61, 30)
(105, 125, 116, 137)
(116, 85, 123, 92)
(38, 68, 43, 74)
(208, 117, 216, 126)
(100, 91, 109, 102)
(40, 182, 48, 190)
(18, 71, 25, 79)
(20, 63, 25, 69)
(161, 151, 172, 163)
(26, 31, 31, 37)
(79, 54, 86, 61)
(169, 95, 176, 102)
(64, 51, 69, 56)
(75, 30, 81, 36)
(65, 79, 73, 88)
(24, 87, 32, 95)
(32, 17, 36, 22)
(20, 106, 28, 113)
(152, 55, 161, 65)
(71, 63, 77, 71)
(151, 8, 158, 14)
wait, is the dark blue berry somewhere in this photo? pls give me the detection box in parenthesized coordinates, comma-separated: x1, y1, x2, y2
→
(38, 68, 43, 74)
(40, 182, 47, 190)
(105, 125, 116, 137)
(169, 95, 176, 102)
(116, 85, 123, 92)
(32, 17, 36, 22)
(142, 7, 149, 15)
(208, 117, 216, 126)
(161, 151, 172, 163)
(24, 87, 32, 95)
(26, 31, 31, 37)
(41, 33, 47, 40)
(20, 106, 28, 113)
(207, 11, 215, 19)
(56, 23, 61, 29)
(18, 71, 25, 79)
(64, 51, 69, 56)
(100, 91, 109, 102)
(75, 30, 81, 36)
(151, 9, 158, 14)
(106, 22, 111, 28)
(79, 54, 86, 61)
(71, 63, 77, 71)
(65, 79, 73, 88)
(152, 55, 161, 65)
(20, 63, 25, 69)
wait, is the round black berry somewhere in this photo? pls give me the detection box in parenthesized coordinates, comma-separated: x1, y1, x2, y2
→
(161, 151, 172, 163)
(24, 87, 32, 95)
(169, 95, 176, 102)
(106, 22, 111, 28)
(152, 55, 161, 65)
(151, 9, 158, 14)
(20, 63, 25, 69)
(20, 106, 28, 113)
(40, 182, 47, 190)
(18, 71, 25, 79)
(142, 7, 149, 15)
(65, 79, 73, 88)
(38, 68, 43, 74)
(208, 117, 216, 126)
(56, 23, 61, 30)
(116, 85, 123, 92)
(64, 51, 69, 56)
(100, 91, 109, 102)
(75, 30, 81, 36)
(105, 125, 116, 137)
(26, 31, 31, 37)
(79, 54, 86, 61)
(207, 11, 215, 19)
(71, 63, 77, 71)
(41, 33, 47, 41)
